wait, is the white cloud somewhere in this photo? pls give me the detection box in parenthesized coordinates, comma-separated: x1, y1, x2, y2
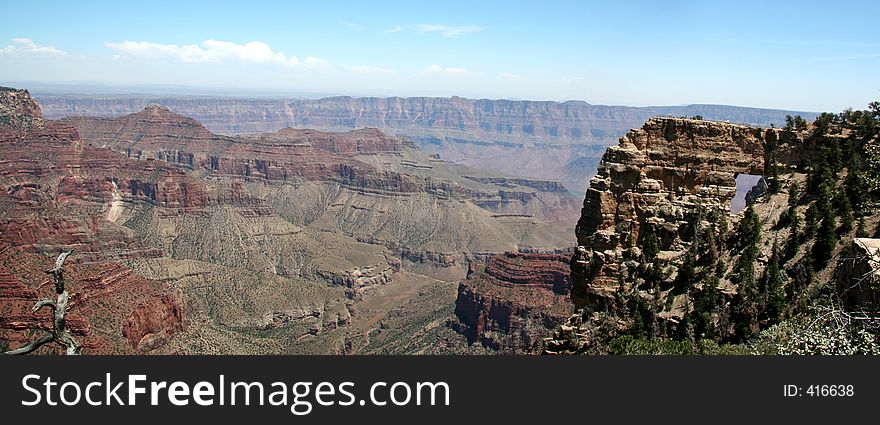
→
(416, 64, 475, 77)
(499, 72, 526, 81)
(105, 39, 329, 69)
(298, 56, 331, 69)
(346, 65, 397, 76)
(339, 21, 363, 31)
(0, 38, 67, 56)
(387, 24, 482, 38)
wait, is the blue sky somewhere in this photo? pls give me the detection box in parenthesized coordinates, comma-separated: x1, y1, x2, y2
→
(0, 0, 878, 111)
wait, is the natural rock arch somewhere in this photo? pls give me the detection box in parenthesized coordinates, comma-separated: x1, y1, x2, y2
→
(570, 117, 811, 310)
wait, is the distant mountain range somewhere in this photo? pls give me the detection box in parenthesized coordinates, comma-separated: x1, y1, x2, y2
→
(33, 92, 817, 192)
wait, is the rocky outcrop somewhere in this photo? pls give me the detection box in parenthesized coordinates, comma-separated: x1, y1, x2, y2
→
(122, 293, 187, 353)
(837, 238, 880, 311)
(453, 252, 573, 352)
(316, 262, 401, 292)
(0, 90, 269, 259)
(63, 104, 232, 155)
(463, 176, 568, 192)
(571, 117, 817, 310)
(254, 127, 415, 154)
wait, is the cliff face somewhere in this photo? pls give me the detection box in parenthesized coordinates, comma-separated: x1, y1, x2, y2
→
(0, 88, 192, 353)
(837, 238, 880, 311)
(0, 101, 266, 258)
(64, 106, 581, 255)
(537, 110, 880, 354)
(452, 251, 573, 352)
(37, 94, 815, 191)
(0, 244, 185, 354)
(65, 108, 565, 202)
(571, 117, 816, 310)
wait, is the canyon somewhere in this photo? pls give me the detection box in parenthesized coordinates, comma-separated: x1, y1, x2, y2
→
(6, 85, 868, 356)
(34, 94, 815, 192)
(0, 87, 581, 354)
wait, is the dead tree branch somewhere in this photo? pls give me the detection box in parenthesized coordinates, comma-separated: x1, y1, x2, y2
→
(2, 251, 81, 355)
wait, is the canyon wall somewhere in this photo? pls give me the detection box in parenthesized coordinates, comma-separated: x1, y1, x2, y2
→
(2, 87, 585, 354)
(452, 251, 573, 352)
(35, 94, 816, 192)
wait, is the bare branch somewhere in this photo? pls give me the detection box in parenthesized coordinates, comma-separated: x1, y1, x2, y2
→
(32, 299, 56, 313)
(44, 250, 71, 294)
(4, 251, 81, 355)
(1, 333, 52, 355)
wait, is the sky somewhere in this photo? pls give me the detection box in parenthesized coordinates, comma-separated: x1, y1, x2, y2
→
(0, 0, 878, 112)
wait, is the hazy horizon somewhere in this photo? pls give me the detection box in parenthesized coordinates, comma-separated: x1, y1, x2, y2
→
(0, 80, 824, 114)
(1, 0, 878, 112)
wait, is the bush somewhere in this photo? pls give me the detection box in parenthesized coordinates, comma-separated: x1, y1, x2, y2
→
(608, 335, 693, 355)
(756, 316, 880, 355)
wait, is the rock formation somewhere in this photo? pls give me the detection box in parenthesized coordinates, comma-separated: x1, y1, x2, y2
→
(37, 94, 816, 191)
(837, 238, 880, 311)
(542, 106, 880, 354)
(570, 117, 818, 310)
(122, 293, 186, 353)
(453, 251, 573, 352)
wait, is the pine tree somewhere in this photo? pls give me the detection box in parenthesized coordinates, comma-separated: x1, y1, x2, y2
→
(836, 192, 854, 235)
(807, 155, 834, 196)
(804, 204, 818, 238)
(699, 225, 720, 267)
(693, 273, 720, 340)
(827, 143, 844, 173)
(788, 253, 815, 309)
(673, 248, 696, 294)
(761, 240, 785, 325)
(767, 156, 781, 193)
(812, 185, 837, 270)
(730, 206, 761, 340)
(857, 217, 868, 238)
(734, 206, 761, 251)
(784, 209, 801, 261)
(845, 158, 869, 211)
(788, 182, 800, 208)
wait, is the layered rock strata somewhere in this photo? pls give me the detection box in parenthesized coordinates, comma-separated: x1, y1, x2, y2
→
(453, 252, 573, 352)
(571, 117, 817, 310)
(39, 94, 815, 191)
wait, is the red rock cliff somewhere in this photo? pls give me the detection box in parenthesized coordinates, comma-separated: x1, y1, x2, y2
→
(453, 251, 573, 352)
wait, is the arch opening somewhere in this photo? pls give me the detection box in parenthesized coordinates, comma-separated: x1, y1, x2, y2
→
(731, 173, 764, 213)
